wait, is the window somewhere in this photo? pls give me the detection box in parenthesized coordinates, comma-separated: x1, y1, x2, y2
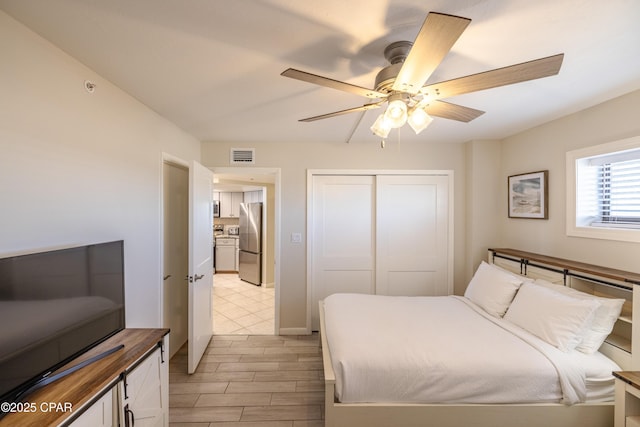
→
(567, 136, 640, 242)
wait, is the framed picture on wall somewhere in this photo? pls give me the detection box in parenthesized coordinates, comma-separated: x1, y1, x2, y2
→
(508, 170, 548, 219)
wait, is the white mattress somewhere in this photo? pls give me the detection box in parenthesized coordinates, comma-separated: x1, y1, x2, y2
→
(322, 293, 620, 405)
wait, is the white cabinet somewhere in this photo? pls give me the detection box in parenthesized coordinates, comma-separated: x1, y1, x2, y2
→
(219, 192, 243, 217)
(70, 387, 116, 427)
(219, 192, 232, 217)
(120, 345, 168, 427)
(243, 190, 262, 204)
(216, 238, 237, 272)
(64, 331, 169, 427)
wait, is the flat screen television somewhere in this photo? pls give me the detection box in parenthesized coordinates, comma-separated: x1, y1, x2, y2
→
(0, 240, 125, 405)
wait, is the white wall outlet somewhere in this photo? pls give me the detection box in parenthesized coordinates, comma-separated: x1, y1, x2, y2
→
(291, 232, 302, 243)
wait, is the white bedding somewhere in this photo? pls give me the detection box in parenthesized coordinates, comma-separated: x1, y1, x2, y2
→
(322, 293, 620, 405)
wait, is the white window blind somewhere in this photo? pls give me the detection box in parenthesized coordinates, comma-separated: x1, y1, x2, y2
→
(584, 149, 640, 228)
(594, 158, 640, 225)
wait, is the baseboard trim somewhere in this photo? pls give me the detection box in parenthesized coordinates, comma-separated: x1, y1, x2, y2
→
(278, 327, 310, 336)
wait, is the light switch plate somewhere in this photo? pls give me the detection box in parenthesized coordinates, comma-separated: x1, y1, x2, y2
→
(291, 232, 302, 243)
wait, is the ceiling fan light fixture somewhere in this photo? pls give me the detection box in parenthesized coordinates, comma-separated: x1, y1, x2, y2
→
(370, 113, 392, 138)
(407, 108, 433, 134)
(384, 98, 408, 128)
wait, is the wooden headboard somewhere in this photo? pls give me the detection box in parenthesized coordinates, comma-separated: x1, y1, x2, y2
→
(488, 248, 640, 370)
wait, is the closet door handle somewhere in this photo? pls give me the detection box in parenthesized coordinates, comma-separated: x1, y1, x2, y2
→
(194, 274, 205, 282)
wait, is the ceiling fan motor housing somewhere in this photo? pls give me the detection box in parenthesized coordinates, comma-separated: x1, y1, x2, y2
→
(375, 41, 413, 93)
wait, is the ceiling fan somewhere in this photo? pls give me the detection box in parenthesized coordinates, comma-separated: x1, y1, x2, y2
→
(281, 12, 564, 140)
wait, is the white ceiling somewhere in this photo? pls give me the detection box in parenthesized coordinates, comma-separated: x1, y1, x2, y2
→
(2, 0, 639, 146)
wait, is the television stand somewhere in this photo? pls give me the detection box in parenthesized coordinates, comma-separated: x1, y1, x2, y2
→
(0, 328, 169, 427)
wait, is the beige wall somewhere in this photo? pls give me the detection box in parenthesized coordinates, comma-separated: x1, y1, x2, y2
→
(0, 11, 201, 327)
(464, 139, 502, 281)
(498, 89, 640, 272)
(202, 140, 469, 330)
(4, 5, 639, 334)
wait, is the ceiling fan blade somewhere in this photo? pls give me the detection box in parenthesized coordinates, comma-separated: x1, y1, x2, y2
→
(345, 110, 367, 143)
(299, 102, 383, 122)
(282, 68, 387, 99)
(421, 53, 564, 100)
(423, 100, 484, 122)
(392, 13, 471, 95)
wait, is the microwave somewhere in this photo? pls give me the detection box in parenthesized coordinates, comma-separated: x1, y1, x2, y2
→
(213, 200, 220, 217)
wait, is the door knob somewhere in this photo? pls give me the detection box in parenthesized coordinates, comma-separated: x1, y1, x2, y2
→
(163, 274, 171, 280)
(194, 274, 205, 282)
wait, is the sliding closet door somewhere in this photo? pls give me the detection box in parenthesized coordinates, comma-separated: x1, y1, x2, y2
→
(310, 175, 375, 329)
(376, 175, 451, 296)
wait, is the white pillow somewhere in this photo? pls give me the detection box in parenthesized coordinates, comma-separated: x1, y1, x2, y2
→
(464, 261, 524, 317)
(504, 282, 600, 352)
(534, 279, 625, 354)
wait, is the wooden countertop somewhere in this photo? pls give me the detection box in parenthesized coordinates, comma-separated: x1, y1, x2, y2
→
(614, 371, 640, 389)
(489, 248, 640, 285)
(0, 328, 168, 427)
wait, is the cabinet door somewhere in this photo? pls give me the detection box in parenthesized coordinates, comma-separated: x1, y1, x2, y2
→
(220, 192, 232, 217)
(244, 191, 254, 204)
(70, 387, 115, 427)
(231, 192, 244, 217)
(216, 245, 236, 271)
(120, 346, 168, 427)
(244, 190, 262, 204)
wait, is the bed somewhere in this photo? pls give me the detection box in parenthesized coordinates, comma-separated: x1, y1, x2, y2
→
(319, 249, 639, 427)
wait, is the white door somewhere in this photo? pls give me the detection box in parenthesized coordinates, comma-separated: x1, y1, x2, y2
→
(188, 161, 213, 373)
(310, 175, 375, 329)
(376, 175, 451, 296)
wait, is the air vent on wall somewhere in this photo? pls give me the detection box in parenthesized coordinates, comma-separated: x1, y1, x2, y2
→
(230, 148, 255, 164)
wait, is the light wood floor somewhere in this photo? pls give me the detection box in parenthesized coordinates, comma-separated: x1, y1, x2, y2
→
(169, 334, 324, 426)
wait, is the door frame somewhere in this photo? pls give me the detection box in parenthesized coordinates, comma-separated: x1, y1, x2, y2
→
(211, 166, 281, 335)
(161, 158, 189, 358)
(306, 169, 454, 332)
(160, 153, 190, 356)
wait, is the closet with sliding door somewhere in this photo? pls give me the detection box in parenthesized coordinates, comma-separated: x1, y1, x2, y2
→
(308, 170, 453, 330)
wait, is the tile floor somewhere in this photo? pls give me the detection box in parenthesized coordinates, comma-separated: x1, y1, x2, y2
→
(213, 273, 275, 335)
(169, 334, 325, 426)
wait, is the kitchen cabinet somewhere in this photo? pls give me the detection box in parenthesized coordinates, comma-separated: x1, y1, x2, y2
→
(219, 192, 243, 218)
(244, 190, 263, 204)
(216, 237, 237, 272)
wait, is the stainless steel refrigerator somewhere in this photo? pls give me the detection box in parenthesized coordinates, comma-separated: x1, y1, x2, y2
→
(238, 202, 262, 285)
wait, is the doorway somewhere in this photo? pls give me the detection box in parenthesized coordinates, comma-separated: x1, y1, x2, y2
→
(211, 167, 279, 335)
